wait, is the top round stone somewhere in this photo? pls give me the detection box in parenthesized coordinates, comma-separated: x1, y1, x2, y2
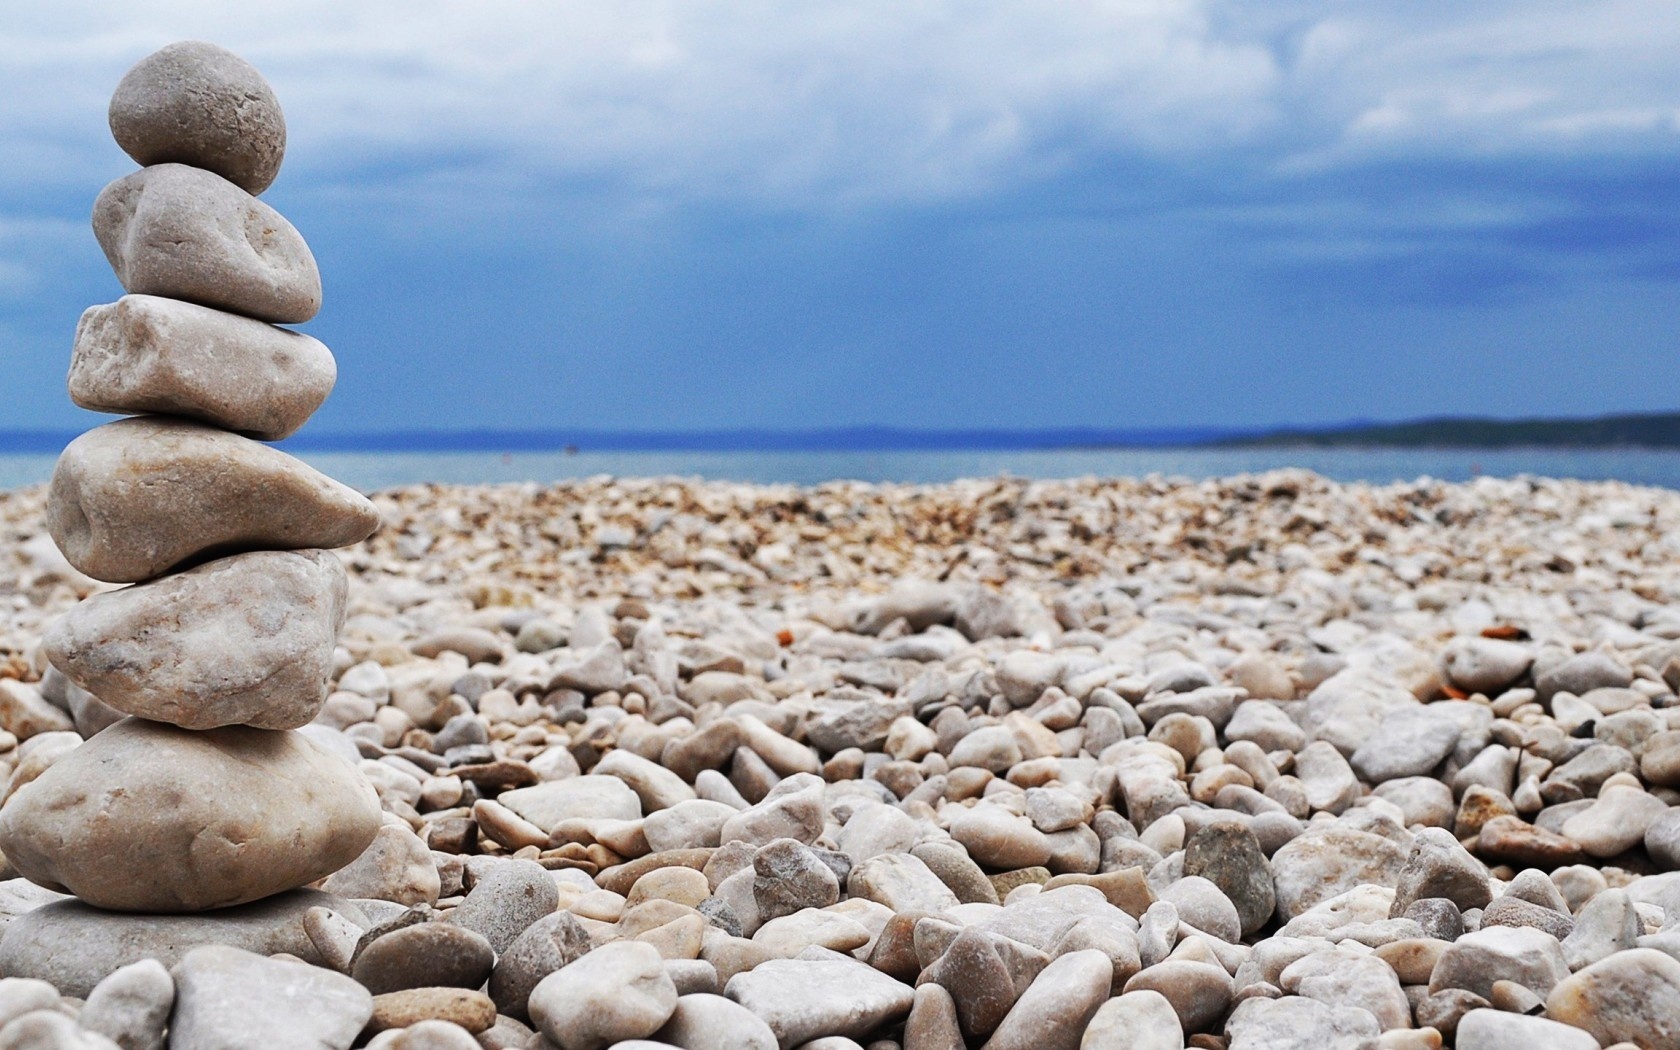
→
(108, 41, 286, 195)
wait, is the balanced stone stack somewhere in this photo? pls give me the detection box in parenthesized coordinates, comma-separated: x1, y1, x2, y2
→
(0, 43, 382, 917)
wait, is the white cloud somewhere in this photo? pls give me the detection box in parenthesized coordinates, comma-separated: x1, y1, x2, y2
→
(0, 0, 1675, 210)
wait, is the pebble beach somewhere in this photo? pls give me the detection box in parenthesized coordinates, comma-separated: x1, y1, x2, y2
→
(4, 470, 1680, 1048)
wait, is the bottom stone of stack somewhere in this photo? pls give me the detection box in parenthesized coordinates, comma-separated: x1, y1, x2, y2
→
(0, 890, 367, 998)
(0, 718, 381, 912)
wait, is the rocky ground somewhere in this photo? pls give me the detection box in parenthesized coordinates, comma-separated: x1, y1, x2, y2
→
(3, 470, 1680, 1049)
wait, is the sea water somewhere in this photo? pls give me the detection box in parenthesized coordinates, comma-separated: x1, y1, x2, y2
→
(11, 447, 1680, 492)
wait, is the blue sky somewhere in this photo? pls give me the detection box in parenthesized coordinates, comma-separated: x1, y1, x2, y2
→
(2, 1, 1678, 435)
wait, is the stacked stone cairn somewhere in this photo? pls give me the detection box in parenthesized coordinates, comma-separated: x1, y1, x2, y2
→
(0, 40, 383, 943)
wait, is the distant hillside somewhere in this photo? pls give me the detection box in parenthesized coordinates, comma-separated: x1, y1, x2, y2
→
(1226, 412, 1680, 449)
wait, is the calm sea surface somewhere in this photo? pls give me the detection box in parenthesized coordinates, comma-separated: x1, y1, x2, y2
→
(7, 447, 1680, 493)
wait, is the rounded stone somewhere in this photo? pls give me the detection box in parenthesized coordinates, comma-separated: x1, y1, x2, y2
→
(0, 718, 381, 912)
(69, 295, 334, 440)
(108, 41, 286, 194)
(528, 941, 678, 1050)
(47, 416, 380, 584)
(92, 164, 320, 324)
(44, 549, 348, 731)
(351, 922, 494, 995)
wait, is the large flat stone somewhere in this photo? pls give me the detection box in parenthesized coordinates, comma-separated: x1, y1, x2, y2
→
(0, 890, 363, 999)
(0, 718, 381, 912)
(69, 295, 334, 440)
(47, 416, 379, 583)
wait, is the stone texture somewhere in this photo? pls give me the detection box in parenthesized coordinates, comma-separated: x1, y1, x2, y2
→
(78, 959, 173, 1050)
(44, 549, 348, 730)
(654, 993, 779, 1050)
(351, 922, 494, 995)
(93, 164, 319, 323)
(1078, 989, 1184, 1050)
(168, 945, 370, 1050)
(69, 295, 333, 441)
(1454, 1009, 1599, 1050)
(47, 417, 379, 583)
(1428, 925, 1571, 999)
(1544, 948, 1680, 1050)
(1182, 820, 1273, 937)
(446, 859, 558, 953)
(725, 952, 916, 1050)
(979, 949, 1111, 1050)
(108, 41, 286, 194)
(1270, 827, 1407, 921)
(488, 911, 594, 1022)
(1223, 995, 1379, 1050)
(320, 821, 440, 906)
(0, 719, 380, 912)
(528, 941, 678, 1050)
(0, 890, 358, 998)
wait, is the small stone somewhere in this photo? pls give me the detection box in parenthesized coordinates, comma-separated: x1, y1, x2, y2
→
(755, 839, 841, 922)
(0, 890, 358, 998)
(980, 949, 1111, 1050)
(1183, 821, 1273, 936)
(528, 941, 678, 1050)
(108, 41, 286, 194)
(93, 163, 319, 323)
(376, 1020, 483, 1050)
(1441, 637, 1533, 696)
(69, 295, 333, 440)
(923, 926, 1046, 1041)
(951, 806, 1052, 869)
(1223, 995, 1379, 1050)
(848, 853, 960, 914)
(1647, 808, 1680, 870)
(1453, 1009, 1599, 1050)
(321, 821, 442, 907)
(1480, 895, 1574, 940)
(1078, 989, 1184, 1050)
(720, 774, 826, 848)
(1162, 876, 1242, 943)
(0, 1012, 121, 1049)
(0, 682, 75, 741)
(1349, 707, 1462, 783)
(488, 911, 594, 1022)
(1122, 959, 1232, 1034)
(724, 952, 915, 1049)
(1389, 828, 1492, 916)
(1402, 899, 1464, 942)
(1294, 742, 1361, 813)
(1559, 784, 1669, 857)
(596, 747, 699, 812)
(904, 983, 964, 1050)
(45, 549, 347, 730)
(0, 719, 380, 912)
(1474, 816, 1586, 869)
(654, 993, 779, 1050)
(367, 988, 497, 1035)
(169, 945, 370, 1049)
(911, 841, 1000, 905)
(499, 775, 643, 832)
(303, 906, 361, 973)
(1536, 651, 1632, 702)
(1269, 827, 1407, 921)
(1545, 948, 1680, 1050)
(79, 959, 173, 1050)
(446, 858, 558, 953)
(47, 417, 379, 583)
(1280, 950, 1408, 1030)
(1428, 926, 1570, 999)
(352, 922, 494, 995)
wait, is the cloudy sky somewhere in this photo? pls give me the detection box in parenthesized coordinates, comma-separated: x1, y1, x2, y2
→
(3, 1, 1678, 435)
